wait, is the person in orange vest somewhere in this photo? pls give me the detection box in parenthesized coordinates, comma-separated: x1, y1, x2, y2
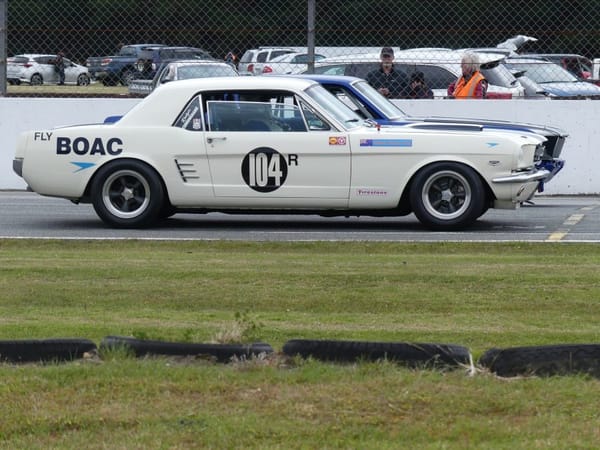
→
(448, 53, 488, 98)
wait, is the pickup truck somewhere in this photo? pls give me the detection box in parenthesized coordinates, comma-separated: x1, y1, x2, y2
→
(85, 44, 166, 86)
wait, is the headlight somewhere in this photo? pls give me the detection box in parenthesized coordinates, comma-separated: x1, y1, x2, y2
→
(517, 143, 537, 169)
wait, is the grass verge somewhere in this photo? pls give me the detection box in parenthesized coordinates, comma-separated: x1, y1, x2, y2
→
(1, 239, 599, 448)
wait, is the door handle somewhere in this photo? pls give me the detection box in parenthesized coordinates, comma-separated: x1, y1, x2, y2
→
(207, 136, 227, 144)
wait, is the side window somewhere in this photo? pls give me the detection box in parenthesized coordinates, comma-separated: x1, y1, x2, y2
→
(346, 63, 378, 79)
(315, 65, 345, 75)
(328, 86, 374, 120)
(403, 65, 456, 90)
(173, 96, 204, 131)
(207, 100, 307, 132)
(299, 101, 331, 131)
(270, 50, 292, 60)
(256, 51, 268, 63)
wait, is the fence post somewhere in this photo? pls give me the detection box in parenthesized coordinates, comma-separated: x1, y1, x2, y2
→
(306, 0, 315, 74)
(0, 0, 6, 96)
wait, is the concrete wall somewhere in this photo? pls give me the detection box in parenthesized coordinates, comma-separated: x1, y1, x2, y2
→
(2, 97, 599, 194)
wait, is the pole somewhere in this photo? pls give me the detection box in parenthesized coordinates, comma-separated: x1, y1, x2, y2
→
(307, 0, 315, 74)
(0, 0, 7, 96)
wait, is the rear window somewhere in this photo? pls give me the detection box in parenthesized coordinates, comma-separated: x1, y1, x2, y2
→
(9, 56, 30, 64)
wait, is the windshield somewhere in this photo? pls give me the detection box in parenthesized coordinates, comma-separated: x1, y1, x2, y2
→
(353, 80, 406, 119)
(304, 84, 364, 129)
(506, 61, 578, 83)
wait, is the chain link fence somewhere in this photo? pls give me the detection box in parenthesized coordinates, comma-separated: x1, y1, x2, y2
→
(3, 0, 600, 97)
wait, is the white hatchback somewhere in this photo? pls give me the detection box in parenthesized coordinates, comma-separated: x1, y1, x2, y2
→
(7, 54, 91, 86)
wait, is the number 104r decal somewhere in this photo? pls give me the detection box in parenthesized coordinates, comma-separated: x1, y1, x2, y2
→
(242, 148, 298, 192)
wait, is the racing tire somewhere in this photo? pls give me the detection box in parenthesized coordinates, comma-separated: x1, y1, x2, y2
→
(0, 338, 97, 363)
(91, 160, 165, 228)
(479, 344, 600, 377)
(77, 73, 91, 86)
(282, 339, 471, 368)
(100, 336, 273, 362)
(409, 162, 485, 230)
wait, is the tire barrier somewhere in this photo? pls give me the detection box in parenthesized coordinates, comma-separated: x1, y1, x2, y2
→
(0, 338, 97, 363)
(99, 335, 274, 362)
(479, 344, 600, 377)
(282, 339, 471, 368)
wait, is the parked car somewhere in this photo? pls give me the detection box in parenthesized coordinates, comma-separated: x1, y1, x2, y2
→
(86, 44, 166, 86)
(527, 54, 593, 79)
(260, 52, 326, 74)
(129, 60, 239, 95)
(7, 54, 91, 86)
(133, 46, 213, 80)
(238, 47, 296, 75)
(13, 77, 549, 230)
(290, 74, 567, 192)
(309, 49, 525, 99)
(504, 56, 600, 98)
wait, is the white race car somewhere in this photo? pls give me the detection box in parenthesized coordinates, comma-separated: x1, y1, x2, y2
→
(13, 77, 548, 230)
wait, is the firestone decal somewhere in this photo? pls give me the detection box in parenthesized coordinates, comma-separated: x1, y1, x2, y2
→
(241, 147, 298, 193)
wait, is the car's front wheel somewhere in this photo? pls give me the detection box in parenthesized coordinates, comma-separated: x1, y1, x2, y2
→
(77, 73, 91, 86)
(91, 160, 165, 228)
(409, 162, 485, 230)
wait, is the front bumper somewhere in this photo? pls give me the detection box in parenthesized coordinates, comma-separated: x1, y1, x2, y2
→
(492, 169, 550, 185)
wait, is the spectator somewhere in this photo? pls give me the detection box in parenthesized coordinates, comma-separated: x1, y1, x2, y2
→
(366, 47, 408, 99)
(448, 53, 487, 99)
(407, 71, 434, 99)
(53, 51, 66, 85)
(224, 51, 238, 69)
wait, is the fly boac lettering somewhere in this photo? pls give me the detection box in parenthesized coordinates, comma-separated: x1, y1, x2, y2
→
(56, 137, 124, 156)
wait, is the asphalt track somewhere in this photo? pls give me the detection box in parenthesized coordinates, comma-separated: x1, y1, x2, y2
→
(1, 191, 599, 242)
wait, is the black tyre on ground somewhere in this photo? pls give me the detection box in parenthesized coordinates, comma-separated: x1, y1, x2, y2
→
(100, 336, 273, 362)
(90, 159, 165, 228)
(0, 338, 97, 363)
(283, 339, 471, 368)
(479, 344, 600, 377)
(409, 162, 486, 230)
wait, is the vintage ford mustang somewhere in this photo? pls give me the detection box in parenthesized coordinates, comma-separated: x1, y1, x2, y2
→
(13, 77, 549, 230)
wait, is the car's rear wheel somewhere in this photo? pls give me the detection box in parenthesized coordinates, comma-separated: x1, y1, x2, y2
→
(30, 73, 43, 85)
(410, 162, 485, 230)
(91, 160, 164, 228)
(77, 73, 90, 86)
